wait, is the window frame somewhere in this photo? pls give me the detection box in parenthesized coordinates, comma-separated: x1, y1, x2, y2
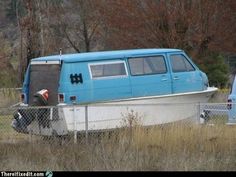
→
(128, 55, 168, 76)
(170, 54, 195, 73)
(88, 60, 128, 80)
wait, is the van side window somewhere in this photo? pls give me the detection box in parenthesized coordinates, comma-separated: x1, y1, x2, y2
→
(89, 61, 127, 79)
(128, 56, 167, 76)
(170, 54, 195, 72)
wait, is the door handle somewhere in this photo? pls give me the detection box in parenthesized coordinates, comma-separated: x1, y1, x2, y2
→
(173, 76, 179, 80)
(161, 75, 168, 81)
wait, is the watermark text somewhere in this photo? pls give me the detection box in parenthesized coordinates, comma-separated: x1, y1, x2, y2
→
(1, 171, 44, 177)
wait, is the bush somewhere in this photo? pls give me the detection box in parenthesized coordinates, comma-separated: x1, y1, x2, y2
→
(198, 53, 229, 88)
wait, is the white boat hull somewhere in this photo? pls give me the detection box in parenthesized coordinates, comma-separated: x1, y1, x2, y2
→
(28, 87, 217, 136)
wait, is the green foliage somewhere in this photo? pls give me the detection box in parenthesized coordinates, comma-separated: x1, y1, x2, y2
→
(198, 53, 229, 88)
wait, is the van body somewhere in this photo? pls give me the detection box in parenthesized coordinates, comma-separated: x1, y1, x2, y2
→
(227, 75, 236, 123)
(21, 48, 209, 106)
(12, 49, 218, 136)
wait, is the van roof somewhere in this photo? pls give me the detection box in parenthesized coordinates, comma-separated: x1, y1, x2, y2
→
(31, 48, 182, 63)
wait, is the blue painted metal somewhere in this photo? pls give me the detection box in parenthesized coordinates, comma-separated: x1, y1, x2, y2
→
(31, 49, 182, 63)
(166, 52, 206, 93)
(228, 76, 236, 123)
(21, 48, 209, 105)
(21, 66, 30, 103)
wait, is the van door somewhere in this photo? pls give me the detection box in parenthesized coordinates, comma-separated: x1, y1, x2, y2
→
(128, 55, 172, 97)
(167, 53, 203, 94)
(88, 60, 131, 102)
(28, 60, 61, 105)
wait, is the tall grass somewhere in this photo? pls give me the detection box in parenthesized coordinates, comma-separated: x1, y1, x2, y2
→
(0, 89, 235, 171)
(209, 88, 230, 103)
(0, 88, 20, 108)
(0, 123, 236, 171)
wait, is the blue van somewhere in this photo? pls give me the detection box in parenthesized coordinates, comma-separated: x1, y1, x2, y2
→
(12, 48, 217, 135)
(227, 75, 236, 123)
(20, 48, 209, 106)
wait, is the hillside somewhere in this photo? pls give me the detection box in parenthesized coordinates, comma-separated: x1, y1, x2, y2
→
(0, 0, 235, 88)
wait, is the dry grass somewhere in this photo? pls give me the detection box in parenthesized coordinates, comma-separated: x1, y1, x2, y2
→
(0, 89, 235, 171)
(209, 88, 230, 103)
(0, 88, 20, 108)
(0, 123, 236, 171)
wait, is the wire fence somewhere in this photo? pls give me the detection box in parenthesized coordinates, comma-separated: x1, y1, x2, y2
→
(1, 102, 234, 145)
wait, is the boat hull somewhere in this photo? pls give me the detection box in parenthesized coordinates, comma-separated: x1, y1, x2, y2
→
(22, 87, 218, 136)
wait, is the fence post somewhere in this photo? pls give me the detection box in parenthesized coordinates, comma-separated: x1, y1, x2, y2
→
(197, 102, 201, 124)
(85, 105, 88, 144)
(29, 129, 33, 142)
(73, 103, 77, 144)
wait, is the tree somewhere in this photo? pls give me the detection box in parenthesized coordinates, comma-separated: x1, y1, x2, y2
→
(2, 0, 235, 87)
(0, 32, 17, 87)
(198, 53, 229, 88)
(5, 0, 41, 83)
(5, 0, 64, 83)
(101, 0, 234, 87)
(102, 0, 236, 55)
(54, 0, 105, 53)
